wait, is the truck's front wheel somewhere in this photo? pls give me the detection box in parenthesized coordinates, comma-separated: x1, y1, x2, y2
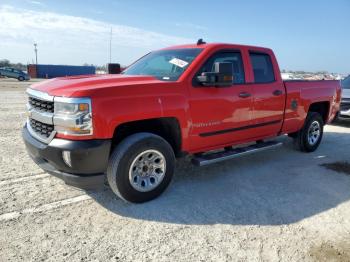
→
(107, 133, 175, 203)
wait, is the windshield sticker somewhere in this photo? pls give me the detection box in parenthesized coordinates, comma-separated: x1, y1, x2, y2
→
(169, 58, 189, 68)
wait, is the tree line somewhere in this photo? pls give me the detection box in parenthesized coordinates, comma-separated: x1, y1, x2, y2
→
(0, 59, 27, 71)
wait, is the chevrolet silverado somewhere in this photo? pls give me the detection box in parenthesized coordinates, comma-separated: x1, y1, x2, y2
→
(22, 41, 341, 203)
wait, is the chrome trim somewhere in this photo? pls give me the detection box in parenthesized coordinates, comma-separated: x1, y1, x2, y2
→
(26, 119, 56, 144)
(54, 96, 91, 104)
(27, 103, 53, 125)
(26, 88, 54, 102)
(25, 89, 93, 140)
(26, 89, 55, 143)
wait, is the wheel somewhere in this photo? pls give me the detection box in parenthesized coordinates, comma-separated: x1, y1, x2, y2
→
(293, 112, 324, 152)
(18, 76, 24, 81)
(107, 133, 175, 203)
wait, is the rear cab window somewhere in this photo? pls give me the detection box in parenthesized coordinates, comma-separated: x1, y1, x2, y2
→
(249, 52, 275, 83)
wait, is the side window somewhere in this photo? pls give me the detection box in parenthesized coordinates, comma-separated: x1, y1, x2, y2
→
(249, 53, 275, 83)
(197, 52, 245, 84)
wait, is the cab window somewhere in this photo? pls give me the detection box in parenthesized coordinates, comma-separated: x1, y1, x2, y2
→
(249, 53, 275, 83)
(196, 52, 245, 84)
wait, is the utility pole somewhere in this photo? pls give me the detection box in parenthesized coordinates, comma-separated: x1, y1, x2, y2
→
(34, 43, 38, 65)
(109, 27, 112, 64)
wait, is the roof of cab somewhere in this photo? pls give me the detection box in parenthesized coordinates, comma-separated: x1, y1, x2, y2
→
(161, 42, 272, 53)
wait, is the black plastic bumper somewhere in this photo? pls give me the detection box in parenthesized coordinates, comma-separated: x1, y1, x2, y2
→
(22, 125, 111, 189)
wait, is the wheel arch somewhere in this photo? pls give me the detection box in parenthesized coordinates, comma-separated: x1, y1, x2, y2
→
(308, 101, 330, 123)
(112, 117, 183, 157)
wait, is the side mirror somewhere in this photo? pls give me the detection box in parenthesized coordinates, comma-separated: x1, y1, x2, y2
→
(197, 62, 233, 87)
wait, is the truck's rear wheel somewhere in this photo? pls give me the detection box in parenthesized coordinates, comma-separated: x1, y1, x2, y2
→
(107, 133, 175, 203)
(293, 112, 324, 152)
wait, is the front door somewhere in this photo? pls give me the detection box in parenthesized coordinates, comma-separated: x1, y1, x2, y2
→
(188, 51, 253, 152)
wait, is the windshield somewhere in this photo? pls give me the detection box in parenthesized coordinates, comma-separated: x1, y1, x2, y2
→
(122, 48, 203, 81)
(342, 76, 350, 89)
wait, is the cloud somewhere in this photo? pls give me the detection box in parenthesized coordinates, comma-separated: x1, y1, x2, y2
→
(26, 0, 45, 7)
(0, 5, 193, 65)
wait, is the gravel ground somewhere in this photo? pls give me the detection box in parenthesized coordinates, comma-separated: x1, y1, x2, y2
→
(0, 78, 350, 262)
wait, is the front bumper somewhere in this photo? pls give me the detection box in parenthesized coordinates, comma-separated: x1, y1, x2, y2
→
(22, 124, 111, 189)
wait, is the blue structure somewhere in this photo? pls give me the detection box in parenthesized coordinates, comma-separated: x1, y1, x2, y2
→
(36, 64, 95, 78)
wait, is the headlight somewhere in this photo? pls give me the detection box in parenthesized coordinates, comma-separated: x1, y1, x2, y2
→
(53, 97, 93, 135)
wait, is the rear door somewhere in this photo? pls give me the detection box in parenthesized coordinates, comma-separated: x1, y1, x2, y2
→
(248, 52, 285, 136)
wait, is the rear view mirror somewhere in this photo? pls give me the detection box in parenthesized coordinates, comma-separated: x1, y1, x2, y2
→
(197, 62, 233, 87)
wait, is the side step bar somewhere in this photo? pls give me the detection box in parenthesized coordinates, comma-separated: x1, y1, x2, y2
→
(192, 141, 283, 166)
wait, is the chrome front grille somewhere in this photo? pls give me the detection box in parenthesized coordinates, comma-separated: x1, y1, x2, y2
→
(26, 88, 56, 143)
(28, 96, 54, 113)
(29, 119, 54, 138)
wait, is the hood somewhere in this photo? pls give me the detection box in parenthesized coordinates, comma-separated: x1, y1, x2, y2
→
(29, 74, 161, 97)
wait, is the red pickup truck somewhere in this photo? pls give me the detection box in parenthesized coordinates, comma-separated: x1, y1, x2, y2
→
(23, 41, 341, 203)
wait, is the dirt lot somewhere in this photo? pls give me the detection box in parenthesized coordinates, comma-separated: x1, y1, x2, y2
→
(0, 78, 350, 262)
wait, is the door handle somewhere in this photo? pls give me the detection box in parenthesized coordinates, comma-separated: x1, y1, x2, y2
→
(273, 90, 283, 96)
(239, 92, 251, 98)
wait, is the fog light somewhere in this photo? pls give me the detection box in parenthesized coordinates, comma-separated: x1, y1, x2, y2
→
(62, 151, 72, 167)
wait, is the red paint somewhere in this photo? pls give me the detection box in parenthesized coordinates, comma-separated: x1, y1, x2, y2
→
(29, 43, 341, 153)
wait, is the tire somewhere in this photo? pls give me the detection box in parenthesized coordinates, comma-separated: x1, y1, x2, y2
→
(293, 112, 324, 152)
(107, 133, 175, 203)
(18, 76, 24, 81)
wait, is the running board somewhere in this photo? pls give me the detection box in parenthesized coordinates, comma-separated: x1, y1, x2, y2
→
(191, 141, 283, 166)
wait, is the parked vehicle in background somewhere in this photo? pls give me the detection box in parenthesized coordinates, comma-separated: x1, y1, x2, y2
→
(22, 41, 341, 203)
(0, 67, 30, 81)
(339, 75, 350, 119)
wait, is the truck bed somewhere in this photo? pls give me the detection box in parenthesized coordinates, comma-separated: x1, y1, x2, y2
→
(281, 80, 341, 134)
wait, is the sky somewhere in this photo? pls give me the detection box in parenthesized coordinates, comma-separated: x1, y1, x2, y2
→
(0, 0, 349, 74)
